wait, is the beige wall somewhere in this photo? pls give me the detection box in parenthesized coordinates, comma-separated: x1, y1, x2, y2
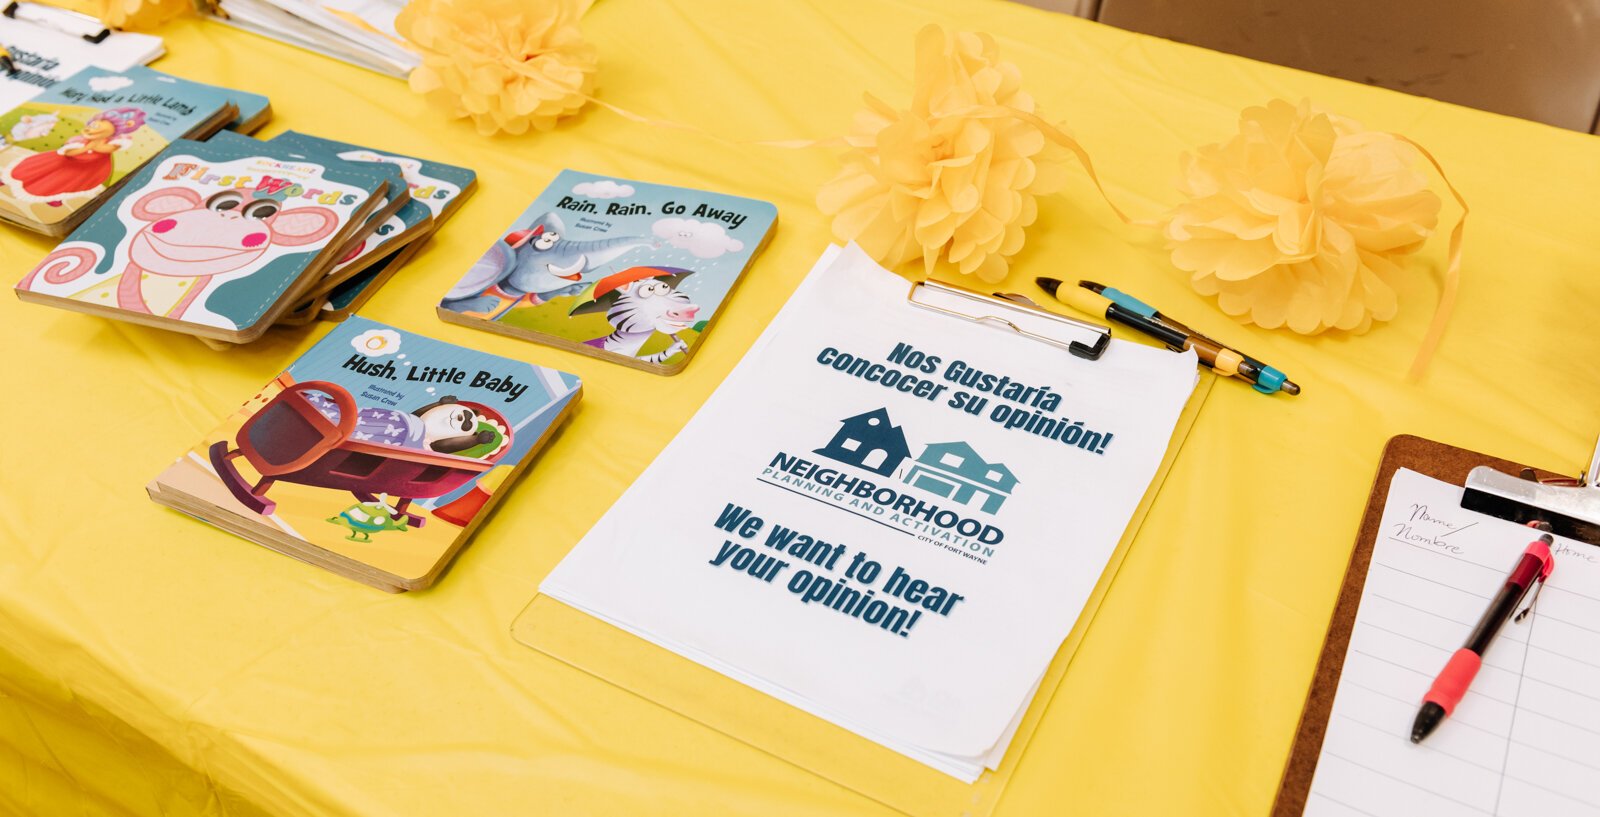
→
(1013, 0, 1600, 133)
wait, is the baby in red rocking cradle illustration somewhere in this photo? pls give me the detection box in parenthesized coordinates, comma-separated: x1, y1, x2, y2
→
(0, 107, 145, 207)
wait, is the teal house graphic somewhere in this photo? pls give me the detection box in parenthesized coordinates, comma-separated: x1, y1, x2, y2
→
(815, 408, 911, 477)
(903, 441, 1018, 514)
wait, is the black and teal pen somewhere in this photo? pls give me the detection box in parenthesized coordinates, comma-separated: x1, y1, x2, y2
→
(1036, 277, 1300, 396)
(1076, 280, 1298, 395)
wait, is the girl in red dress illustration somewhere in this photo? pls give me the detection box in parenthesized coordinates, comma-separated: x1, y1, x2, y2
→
(0, 107, 146, 207)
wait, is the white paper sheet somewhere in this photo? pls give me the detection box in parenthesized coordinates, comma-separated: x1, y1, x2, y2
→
(542, 244, 1199, 780)
(1305, 468, 1600, 816)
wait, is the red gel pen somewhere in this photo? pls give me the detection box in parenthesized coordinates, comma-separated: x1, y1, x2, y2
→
(1411, 522, 1555, 743)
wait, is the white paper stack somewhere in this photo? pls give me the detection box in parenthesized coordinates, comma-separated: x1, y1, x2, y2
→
(541, 244, 1199, 780)
(204, 0, 417, 77)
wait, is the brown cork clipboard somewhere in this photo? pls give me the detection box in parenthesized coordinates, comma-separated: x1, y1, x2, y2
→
(1269, 434, 1572, 816)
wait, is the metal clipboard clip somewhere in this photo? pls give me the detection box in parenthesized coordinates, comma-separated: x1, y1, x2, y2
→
(4, 1, 113, 43)
(1460, 435, 1600, 547)
(907, 279, 1111, 361)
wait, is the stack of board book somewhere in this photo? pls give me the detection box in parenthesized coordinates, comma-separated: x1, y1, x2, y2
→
(14, 136, 391, 343)
(263, 131, 476, 323)
(0, 65, 255, 235)
(195, 129, 416, 337)
(147, 318, 582, 592)
(199, 130, 477, 327)
(437, 169, 777, 375)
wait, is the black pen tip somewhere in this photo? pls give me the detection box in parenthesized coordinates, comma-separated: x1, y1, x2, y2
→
(1078, 280, 1106, 293)
(1034, 277, 1062, 296)
(1411, 702, 1445, 744)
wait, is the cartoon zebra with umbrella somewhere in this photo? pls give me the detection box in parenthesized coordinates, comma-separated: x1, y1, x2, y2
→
(570, 266, 703, 364)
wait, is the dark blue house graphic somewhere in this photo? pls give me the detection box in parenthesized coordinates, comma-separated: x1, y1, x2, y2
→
(903, 441, 1018, 514)
(814, 408, 911, 477)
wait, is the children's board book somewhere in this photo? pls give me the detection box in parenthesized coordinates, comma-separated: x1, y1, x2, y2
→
(311, 137, 476, 321)
(132, 75, 273, 136)
(148, 317, 582, 591)
(0, 65, 238, 235)
(224, 88, 274, 135)
(15, 137, 388, 343)
(268, 132, 440, 311)
(197, 129, 416, 332)
(437, 170, 777, 375)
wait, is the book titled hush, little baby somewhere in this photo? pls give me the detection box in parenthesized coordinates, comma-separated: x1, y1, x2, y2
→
(148, 317, 582, 591)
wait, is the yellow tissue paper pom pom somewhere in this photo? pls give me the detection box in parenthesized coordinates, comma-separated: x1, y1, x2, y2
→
(396, 0, 597, 137)
(1166, 99, 1442, 335)
(97, 0, 188, 30)
(817, 25, 1069, 283)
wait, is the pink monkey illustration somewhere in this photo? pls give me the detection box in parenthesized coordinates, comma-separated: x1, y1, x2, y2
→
(22, 187, 340, 321)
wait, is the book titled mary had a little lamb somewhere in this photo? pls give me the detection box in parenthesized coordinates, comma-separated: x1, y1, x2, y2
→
(437, 170, 777, 375)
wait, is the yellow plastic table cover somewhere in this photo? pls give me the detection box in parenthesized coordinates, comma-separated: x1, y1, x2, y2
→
(3, 1, 1599, 815)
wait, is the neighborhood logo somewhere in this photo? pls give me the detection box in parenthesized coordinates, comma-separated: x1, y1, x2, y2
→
(762, 407, 1013, 564)
(904, 442, 1017, 514)
(814, 408, 911, 477)
(814, 408, 1018, 516)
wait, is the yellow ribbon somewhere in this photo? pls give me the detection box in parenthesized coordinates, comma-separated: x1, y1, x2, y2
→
(1391, 134, 1467, 382)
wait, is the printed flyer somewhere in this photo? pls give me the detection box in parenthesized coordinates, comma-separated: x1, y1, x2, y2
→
(539, 244, 1199, 779)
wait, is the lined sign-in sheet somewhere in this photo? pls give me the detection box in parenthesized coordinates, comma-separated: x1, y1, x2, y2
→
(1305, 468, 1600, 817)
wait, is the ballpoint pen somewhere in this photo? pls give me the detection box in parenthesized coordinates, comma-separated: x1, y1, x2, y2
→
(1079, 280, 1298, 396)
(1411, 522, 1555, 743)
(1036, 277, 1300, 396)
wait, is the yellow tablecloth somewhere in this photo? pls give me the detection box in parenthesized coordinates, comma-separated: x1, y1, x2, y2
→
(3, 1, 1598, 814)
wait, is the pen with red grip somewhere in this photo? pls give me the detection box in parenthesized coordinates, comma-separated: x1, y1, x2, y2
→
(1410, 522, 1555, 743)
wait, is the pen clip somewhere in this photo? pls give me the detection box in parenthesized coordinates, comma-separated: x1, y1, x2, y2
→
(1514, 577, 1546, 624)
(1515, 526, 1556, 623)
